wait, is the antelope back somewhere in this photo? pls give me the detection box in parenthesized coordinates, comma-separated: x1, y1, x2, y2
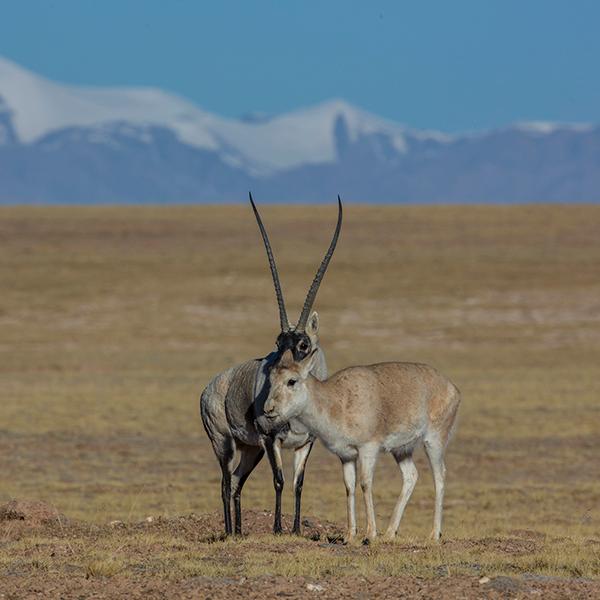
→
(316, 363, 457, 439)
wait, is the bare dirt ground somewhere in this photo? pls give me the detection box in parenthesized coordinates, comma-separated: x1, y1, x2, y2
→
(1, 205, 599, 598)
(1, 500, 598, 599)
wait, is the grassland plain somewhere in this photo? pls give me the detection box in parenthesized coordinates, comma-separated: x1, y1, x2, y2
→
(0, 204, 599, 598)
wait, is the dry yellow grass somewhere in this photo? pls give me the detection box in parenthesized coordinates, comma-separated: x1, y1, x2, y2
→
(0, 204, 599, 588)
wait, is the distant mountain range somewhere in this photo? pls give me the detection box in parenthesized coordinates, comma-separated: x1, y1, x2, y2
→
(1, 56, 599, 204)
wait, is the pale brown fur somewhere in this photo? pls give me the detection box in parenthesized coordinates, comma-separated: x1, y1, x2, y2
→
(263, 352, 461, 543)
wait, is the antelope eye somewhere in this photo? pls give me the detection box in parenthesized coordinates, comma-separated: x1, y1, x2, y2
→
(298, 342, 308, 352)
(287, 378, 297, 388)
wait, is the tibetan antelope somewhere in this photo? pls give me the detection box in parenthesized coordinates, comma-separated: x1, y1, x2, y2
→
(262, 350, 460, 543)
(200, 194, 342, 536)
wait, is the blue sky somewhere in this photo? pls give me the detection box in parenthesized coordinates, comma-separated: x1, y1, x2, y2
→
(1, 1, 599, 132)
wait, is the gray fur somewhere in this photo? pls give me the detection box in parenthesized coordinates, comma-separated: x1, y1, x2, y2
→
(200, 195, 342, 536)
(200, 317, 327, 536)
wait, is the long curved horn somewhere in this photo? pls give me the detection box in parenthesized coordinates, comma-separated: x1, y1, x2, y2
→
(249, 192, 290, 331)
(296, 195, 343, 332)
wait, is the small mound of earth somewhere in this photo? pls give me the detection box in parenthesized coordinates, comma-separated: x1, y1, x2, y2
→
(236, 509, 342, 539)
(0, 499, 66, 526)
(122, 509, 343, 543)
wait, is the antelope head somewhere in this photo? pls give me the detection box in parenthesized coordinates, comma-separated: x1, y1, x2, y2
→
(263, 348, 318, 427)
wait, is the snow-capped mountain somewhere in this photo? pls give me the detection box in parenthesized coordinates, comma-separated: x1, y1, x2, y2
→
(0, 56, 435, 174)
(1, 55, 599, 204)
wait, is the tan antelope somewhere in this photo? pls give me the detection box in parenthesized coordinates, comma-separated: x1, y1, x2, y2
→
(200, 194, 342, 536)
(261, 350, 461, 543)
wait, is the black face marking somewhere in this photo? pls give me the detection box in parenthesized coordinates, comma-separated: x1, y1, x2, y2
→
(275, 331, 313, 361)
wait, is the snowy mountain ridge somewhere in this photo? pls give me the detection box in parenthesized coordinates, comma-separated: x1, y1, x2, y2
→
(0, 55, 598, 203)
(0, 56, 442, 174)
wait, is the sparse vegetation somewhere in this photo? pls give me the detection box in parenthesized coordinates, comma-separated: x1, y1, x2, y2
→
(1, 204, 599, 597)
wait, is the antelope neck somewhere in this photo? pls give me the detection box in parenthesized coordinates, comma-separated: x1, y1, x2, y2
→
(295, 376, 337, 443)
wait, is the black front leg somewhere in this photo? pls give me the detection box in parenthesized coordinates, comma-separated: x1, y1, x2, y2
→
(292, 441, 314, 535)
(273, 470, 284, 534)
(264, 436, 285, 534)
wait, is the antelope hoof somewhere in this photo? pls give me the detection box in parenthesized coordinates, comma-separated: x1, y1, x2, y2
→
(273, 525, 283, 535)
(429, 530, 442, 543)
(383, 530, 396, 542)
(363, 531, 377, 545)
(343, 532, 357, 545)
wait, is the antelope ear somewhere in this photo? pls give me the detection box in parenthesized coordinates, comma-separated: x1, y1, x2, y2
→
(280, 349, 294, 368)
(306, 311, 319, 336)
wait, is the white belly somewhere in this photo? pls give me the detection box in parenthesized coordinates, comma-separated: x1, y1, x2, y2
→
(381, 425, 426, 454)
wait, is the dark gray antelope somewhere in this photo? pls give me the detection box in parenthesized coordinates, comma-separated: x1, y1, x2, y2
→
(200, 194, 342, 536)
